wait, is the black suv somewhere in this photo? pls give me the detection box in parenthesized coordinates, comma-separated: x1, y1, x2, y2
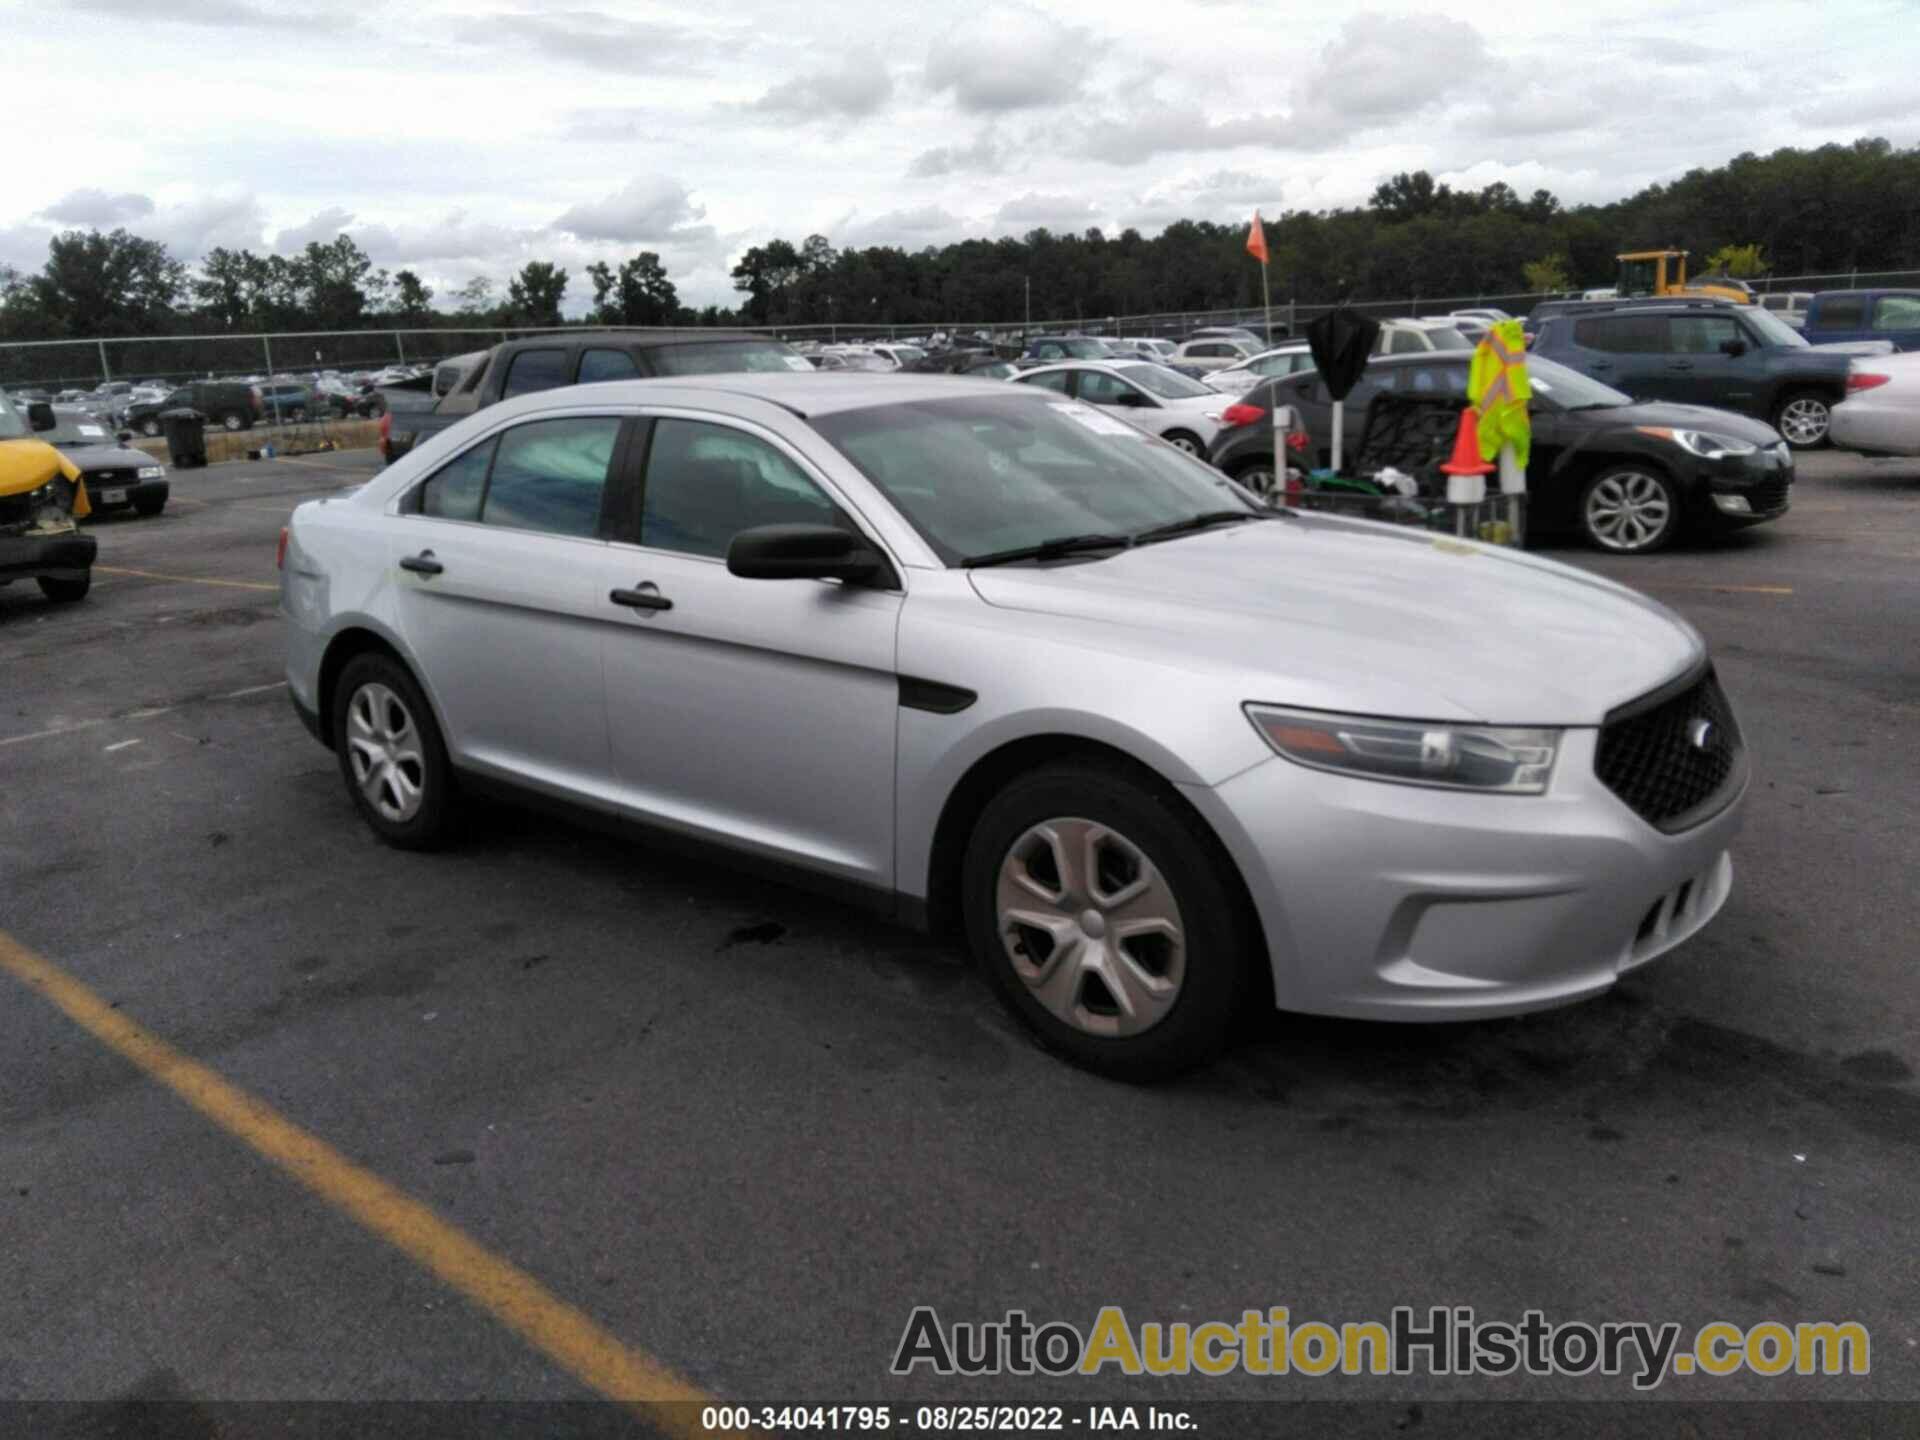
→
(1529, 302, 1851, 448)
(125, 381, 259, 436)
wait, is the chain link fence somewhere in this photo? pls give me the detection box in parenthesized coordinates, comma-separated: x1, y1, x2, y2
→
(6, 268, 1918, 392)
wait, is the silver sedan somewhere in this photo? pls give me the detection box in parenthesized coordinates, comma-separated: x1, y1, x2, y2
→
(282, 374, 1748, 1078)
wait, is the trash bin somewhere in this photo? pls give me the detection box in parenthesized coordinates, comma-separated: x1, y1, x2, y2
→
(160, 408, 208, 469)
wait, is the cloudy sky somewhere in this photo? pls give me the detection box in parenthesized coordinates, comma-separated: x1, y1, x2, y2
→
(4, 0, 1917, 312)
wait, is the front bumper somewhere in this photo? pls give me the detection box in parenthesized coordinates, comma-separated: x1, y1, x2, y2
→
(84, 479, 169, 512)
(1184, 726, 1746, 1020)
(1682, 442, 1793, 533)
(0, 529, 98, 583)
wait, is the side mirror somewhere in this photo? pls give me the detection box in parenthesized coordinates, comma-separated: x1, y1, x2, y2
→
(118, 429, 136, 443)
(27, 401, 55, 432)
(1720, 338, 1748, 357)
(727, 524, 888, 585)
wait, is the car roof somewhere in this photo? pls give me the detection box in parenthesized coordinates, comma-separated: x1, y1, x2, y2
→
(525, 371, 1040, 420)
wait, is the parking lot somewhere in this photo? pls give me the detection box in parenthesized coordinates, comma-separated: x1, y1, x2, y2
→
(2, 447, 1917, 1425)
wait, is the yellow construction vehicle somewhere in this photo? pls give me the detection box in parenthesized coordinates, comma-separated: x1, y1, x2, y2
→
(1614, 250, 1756, 304)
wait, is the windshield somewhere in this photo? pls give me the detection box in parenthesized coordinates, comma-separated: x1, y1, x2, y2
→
(1424, 327, 1475, 351)
(1120, 363, 1214, 399)
(648, 339, 811, 375)
(1740, 307, 1808, 349)
(810, 393, 1258, 565)
(889, 346, 928, 364)
(1526, 354, 1632, 408)
(0, 390, 27, 440)
(44, 409, 119, 446)
(1042, 338, 1107, 359)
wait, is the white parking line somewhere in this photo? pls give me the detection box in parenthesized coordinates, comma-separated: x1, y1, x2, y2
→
(104, 738, 142, 753)
(0, 682, 285, 751)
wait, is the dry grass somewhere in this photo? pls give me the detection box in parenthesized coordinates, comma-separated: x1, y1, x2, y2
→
(130, 417, 382, 465)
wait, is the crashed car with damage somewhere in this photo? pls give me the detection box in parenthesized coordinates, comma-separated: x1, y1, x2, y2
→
(0, 392, 96, 604)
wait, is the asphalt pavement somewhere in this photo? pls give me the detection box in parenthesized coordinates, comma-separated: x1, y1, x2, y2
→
(1, 447, 1915, 1432)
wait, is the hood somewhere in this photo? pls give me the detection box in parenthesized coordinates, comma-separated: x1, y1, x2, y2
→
(0, 437, 84, 497)
(1577, 400, 1783, 445)
(966, 518, 1702, 725)
(63, 442, 155, 469)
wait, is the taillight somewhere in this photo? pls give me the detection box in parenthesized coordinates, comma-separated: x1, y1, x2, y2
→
(276, 526, 289, 570)
(1219, 402, 1266, 429)
(1847, 372, 1889, 392)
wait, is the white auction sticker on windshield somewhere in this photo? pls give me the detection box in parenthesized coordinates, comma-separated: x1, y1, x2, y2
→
(783, 355, 814, 371)
(79, 424, 106, 436)
(1048, 402, 1140, 438)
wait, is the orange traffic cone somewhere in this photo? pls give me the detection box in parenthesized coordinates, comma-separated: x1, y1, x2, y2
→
(1440, 406, 1496, 476)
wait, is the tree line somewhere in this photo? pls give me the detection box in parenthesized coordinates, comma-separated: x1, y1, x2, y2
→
(2, 137, 1915, 348)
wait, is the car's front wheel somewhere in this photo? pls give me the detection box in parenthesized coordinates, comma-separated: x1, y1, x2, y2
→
(961, 760, 1248, 1080)
(1773, 390, 1832, 450)
(332, 652, 455, 849)
(134, 496, 165, 518)
(221, 412, 247, 432)
(1231, 459, 1279, 501)
(1580, 464, 1679, 553)
(37, 574, 90, 603)
(140, 418, 161, 437)
(1162, 430, 1204, 456)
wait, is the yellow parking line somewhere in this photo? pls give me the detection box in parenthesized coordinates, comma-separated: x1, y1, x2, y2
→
(1639, 582, 1794, 596)
(95, 565, 279, 593)
(0, 931, 718, 1428)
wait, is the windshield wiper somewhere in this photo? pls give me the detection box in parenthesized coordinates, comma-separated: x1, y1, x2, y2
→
(1132, 510, 1268, 545)
(962, 533, 1134, 568)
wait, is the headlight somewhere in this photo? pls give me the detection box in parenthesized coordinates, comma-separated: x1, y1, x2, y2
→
(137, 465, 166, 479)
(1636, 426, 1756, 459)
(1246, 705, 1561, 794)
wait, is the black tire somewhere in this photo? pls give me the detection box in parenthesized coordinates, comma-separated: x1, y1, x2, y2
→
(140, 417, 161, 437)
(330, 652, 456, 850)
(1578, 463, 1680, 554)
(961, 759, 1250, 1081)
(134, 496, 166, 518)
(221, 412, 247, 432)
(37, 574, 90, 603)
(1231, 458, 1279, 501)
(1162, 429, 1204, 457)
(1772, 389, 1832, 450)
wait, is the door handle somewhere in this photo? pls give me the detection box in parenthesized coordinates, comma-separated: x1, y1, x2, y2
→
(1667, 361, 1695, 371)
(1587, 360, 1612, 370)
(610, 585, 673, 612)
(399, 551, 443, 576)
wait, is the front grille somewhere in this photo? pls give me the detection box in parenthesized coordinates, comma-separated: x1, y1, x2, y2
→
(86, 468, 134, 487)
(1595, 668, 1745, 832)
(1747, 477, 1790, 513)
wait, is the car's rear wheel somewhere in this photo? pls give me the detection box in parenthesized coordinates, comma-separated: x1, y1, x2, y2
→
(140, 418, 161, 437)
(1163, 430, 1204, 456)
(1580, 464, 1679, 553)
(332, 653, 455, 849)
(961, 760, 1247, 1080)
(37, 574, 90, 603)
(1773, 390, 1832, 450)
(221, 412, 246, 432)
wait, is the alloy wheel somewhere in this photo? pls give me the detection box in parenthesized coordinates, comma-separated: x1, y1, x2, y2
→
(346, 681, 426, 823)
(1165, 433, 1202, 456)
(996, 817, 1186, 1038)
(1584, 471, 1673, 552)
(1236, 465, 1277, 500)
(1777, 397, 1829, 447)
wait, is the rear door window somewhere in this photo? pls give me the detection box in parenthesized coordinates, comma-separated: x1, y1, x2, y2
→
(578, 348, 641, 383)
(1021, 370, 1073, 395)
(501, 348, 570, 399)
(1814, 296, 1865, 329)
(1573, 316, 1665, 353)
(479, 417, 621, 538)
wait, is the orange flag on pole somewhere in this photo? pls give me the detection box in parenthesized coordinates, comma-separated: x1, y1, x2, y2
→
(1246, 210, 1269, 265)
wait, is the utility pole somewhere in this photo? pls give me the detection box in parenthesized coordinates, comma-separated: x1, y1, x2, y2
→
(1024, 276, 1031, 335)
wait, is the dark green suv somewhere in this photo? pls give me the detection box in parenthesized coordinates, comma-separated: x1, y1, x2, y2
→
(125, 381, 259, 436)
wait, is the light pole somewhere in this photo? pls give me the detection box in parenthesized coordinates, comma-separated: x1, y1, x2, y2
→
(1024, 276, 1031, 336)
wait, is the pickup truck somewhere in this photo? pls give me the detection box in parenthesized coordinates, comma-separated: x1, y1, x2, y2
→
(1798, 289, 1920, 352)
(378, 329, 810, 464)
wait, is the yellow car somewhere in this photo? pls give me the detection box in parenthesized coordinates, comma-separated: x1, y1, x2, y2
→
(1, 392, 96, 604)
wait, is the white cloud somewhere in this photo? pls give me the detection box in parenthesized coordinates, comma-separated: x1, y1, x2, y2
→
(993, 192, 1097, 229)
(552, 177, 707, 244)
(1290, 13, 1494, 134)
(839, 205, 971, 248)
(909, 129, 1008, 178)
(925, 4, 1095, 112)
(273, 206, 356, 254)
(750, 49, 893, 120)
(39, 189, 155, 226)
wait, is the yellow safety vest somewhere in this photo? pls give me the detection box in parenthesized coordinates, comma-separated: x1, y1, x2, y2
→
(1467, 320, 1532, 467)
